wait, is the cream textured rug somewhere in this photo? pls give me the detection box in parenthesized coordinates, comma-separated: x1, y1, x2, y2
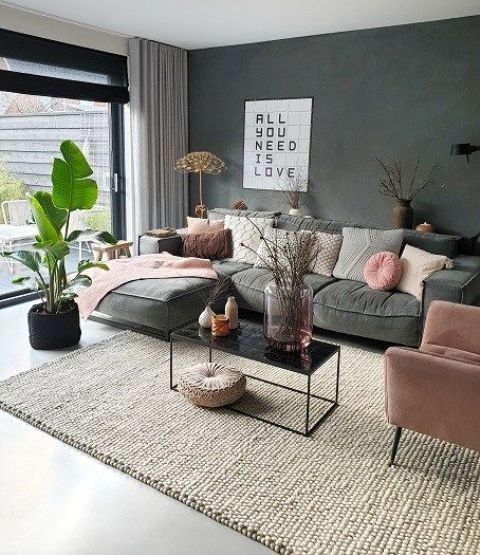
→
(0, 331, 479, 555)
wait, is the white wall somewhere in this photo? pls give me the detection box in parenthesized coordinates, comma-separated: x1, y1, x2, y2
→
(0, 3, 128, 55)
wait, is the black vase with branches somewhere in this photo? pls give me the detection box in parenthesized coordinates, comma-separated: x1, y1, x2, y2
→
(376, 157, 440, 229)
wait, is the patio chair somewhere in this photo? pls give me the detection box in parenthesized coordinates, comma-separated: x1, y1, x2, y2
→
(0, 200, 38, 274)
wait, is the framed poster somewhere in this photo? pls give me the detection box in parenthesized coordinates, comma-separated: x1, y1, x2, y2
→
(242, 97, 313, 190)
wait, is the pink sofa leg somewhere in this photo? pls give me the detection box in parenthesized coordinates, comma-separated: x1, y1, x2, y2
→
(389, 427, 403, 466)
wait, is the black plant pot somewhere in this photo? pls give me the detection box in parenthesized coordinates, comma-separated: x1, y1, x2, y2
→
(28, 302, 81, 350)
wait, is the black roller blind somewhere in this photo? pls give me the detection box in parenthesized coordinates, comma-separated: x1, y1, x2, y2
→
(0, 28, 129, 103)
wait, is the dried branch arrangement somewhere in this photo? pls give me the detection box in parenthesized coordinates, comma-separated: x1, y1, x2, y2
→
(204, 275, 231, 307)
(277, 171, 310, 209)
(242, 219, 319, 345)
(376, 157, 439, 202)
(175, 151, 226, 218)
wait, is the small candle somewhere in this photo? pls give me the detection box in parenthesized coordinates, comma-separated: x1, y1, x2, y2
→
(212, 314, 230, 337)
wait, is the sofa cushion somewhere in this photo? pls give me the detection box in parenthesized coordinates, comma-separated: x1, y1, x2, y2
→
(208, 208, 281, 221)
(276, 215, 459, 258)
(182, 228, 233, 260)
(313, 280, 421, 346)
(232, 268, 336, 312)
(186, 216, 224, 234)
(224, 215, 274, 264)
(403, 229, 458, 258)
(95, 276, 222, 334)
(212, 260, 252, 277)
(333, 227, 404, 282)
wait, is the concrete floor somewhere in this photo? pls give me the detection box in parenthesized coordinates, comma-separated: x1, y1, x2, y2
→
(0, 301, 272, 555)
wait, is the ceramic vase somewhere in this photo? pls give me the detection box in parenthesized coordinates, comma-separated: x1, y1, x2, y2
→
(289, 207, 301, 216)
(199, 305, 215, 328)
(392, 199, 414, 229)
(225, 296, 239, 329)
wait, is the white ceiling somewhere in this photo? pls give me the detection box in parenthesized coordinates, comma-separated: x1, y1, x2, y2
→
(3, 0, 480, 49)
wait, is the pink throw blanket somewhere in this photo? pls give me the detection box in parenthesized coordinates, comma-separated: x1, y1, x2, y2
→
(75, 253, 218, 318)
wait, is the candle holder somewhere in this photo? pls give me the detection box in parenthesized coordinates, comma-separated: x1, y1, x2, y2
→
(211, 314, 230, 337)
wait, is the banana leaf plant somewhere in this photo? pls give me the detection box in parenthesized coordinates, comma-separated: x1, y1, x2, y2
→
(1, 140, 116, 314)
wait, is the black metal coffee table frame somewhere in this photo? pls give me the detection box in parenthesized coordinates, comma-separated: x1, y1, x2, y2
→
(169, 321, 340, 437)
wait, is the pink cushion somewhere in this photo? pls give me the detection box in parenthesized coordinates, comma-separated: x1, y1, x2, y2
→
(187, 217, 224, 235)
(364, 251, 403, 291)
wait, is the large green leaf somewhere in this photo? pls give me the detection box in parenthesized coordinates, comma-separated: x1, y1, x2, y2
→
(63, 274, 92, 293)
(32, 191, 68, 234)
(29, 194, 60, 243)
(33, 240, 70, 261)
(66, 229, 117, 245)
(2, 250, 41, 273)
(52, 140, 98, 211)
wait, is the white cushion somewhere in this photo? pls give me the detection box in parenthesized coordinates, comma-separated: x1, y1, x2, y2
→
(255, 227, 300, 269)
(396, 244, 453, 301)
(224, 215, 274, 264)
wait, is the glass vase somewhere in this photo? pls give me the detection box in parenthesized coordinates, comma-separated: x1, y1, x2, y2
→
(263, 280, 313, 352)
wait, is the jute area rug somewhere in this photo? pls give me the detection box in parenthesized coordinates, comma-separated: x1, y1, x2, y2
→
(0, 331, 478, 555)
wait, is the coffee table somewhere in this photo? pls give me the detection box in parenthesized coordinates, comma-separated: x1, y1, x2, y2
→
(169, 320, 340, 436)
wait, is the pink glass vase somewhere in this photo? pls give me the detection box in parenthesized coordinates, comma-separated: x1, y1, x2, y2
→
(263, 281, 313, 352)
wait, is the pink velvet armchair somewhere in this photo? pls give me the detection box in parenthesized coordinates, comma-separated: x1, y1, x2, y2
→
(385, 300, 480, 466)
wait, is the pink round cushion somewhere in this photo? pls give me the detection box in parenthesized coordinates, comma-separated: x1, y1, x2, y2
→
(364, 251, 403, 291)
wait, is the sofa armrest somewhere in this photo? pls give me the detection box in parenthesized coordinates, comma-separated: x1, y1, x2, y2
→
(422, 261, 480, 317)
(422, 300, 480, 355)
(138, 234, 183, 256)
(385, 346, 480, 452)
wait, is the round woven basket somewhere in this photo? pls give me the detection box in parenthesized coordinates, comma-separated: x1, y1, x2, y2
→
(179, 363, 246, 408)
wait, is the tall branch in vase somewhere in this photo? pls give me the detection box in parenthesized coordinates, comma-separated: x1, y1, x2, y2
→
(277, 169, 310, 215)
(242, 218, 319, 350)
(375, 156, 442, 229)
(175, 151, 226, 219)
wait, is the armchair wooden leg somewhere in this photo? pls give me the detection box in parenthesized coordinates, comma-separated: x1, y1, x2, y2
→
(389, 427, 403, 467)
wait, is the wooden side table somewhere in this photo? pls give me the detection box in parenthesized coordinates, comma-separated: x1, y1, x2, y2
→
(92, 240, 133, 262)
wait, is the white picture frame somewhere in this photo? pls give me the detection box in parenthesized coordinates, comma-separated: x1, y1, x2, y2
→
(242, 97, 313, 190)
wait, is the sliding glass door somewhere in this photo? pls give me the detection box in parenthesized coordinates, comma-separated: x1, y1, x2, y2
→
(0, 91, 126, 300)
(0, 27, 129, 304)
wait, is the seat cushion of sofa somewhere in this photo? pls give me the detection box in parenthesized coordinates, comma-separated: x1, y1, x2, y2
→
(313, 280, 421, 345)
(314, 279, 420, 317)
(212, 260, 252, 277)
(95, 276, 221, 333)
(232, 268, 336, 312)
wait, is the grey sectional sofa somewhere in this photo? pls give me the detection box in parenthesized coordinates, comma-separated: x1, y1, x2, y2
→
(94, 211, 480, 346)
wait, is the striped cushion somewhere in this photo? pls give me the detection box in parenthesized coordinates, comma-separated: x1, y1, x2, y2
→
(333, 227, 404, 282)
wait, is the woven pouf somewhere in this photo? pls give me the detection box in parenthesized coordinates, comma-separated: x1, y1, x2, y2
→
(179, 363, 246, 408)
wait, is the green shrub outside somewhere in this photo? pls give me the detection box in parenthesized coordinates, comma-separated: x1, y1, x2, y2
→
(0, 160, 26, 224)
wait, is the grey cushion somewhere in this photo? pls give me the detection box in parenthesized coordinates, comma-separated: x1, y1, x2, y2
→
(277, 215, 459, 258)
(423, 256, 480, 316)
(212, 260, 252, 277)
(138, 234, 182, 256)
(232, 268, 336, 312)
(313, 280, 421, 346)
(96, 276, 222, 334)
(403, 229, 458, 258)
(208, 208, 281, 221)
(333, 227, 404, 282)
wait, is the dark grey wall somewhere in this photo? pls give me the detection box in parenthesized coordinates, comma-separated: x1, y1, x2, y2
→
(188, 16, 480, 236)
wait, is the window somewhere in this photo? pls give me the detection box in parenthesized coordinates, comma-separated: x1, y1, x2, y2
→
(0, 29, 128, 303)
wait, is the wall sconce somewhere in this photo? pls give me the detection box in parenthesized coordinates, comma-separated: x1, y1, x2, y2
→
(450, 143, 480, 163)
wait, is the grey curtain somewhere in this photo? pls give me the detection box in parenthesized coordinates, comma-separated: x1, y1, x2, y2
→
(128, 38, 188, 238)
